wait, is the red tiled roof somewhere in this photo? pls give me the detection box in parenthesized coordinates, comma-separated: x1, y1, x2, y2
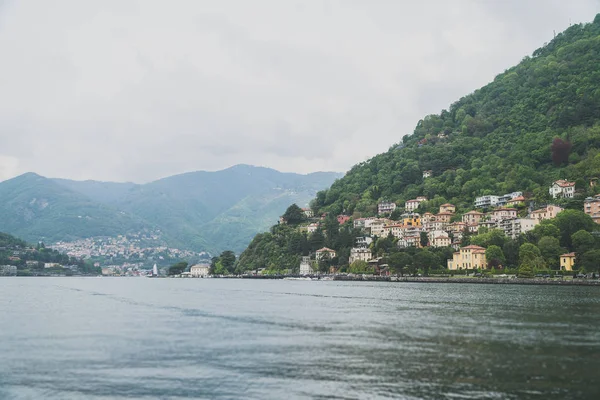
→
(462, 245, 486, 250)
(560, 252, 576, 257)
(554, 180, 575, 187)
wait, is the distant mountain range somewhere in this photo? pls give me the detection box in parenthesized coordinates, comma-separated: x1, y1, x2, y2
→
(0, 165, 342, 253)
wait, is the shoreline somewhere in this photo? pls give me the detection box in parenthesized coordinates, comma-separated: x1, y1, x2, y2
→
(233, 275, 600, 286)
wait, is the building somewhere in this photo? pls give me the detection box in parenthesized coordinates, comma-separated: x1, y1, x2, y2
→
(435, 212, 453, 223)
(428, 231, 451, 248)
(530, 205, 564, 223)
(549, 180, 575, 199)
(499, 218, 536, 240)
(423, 170, 432, 178)
(355, 236, 373, 248)
(560, 253, 576, 271)
(447, 245, 487, 270)
(496, 191, 523, 207)
(490, 208, 518, 222)
(439, 203, 456, 214)
(315, 247, 336, 260)
(349, 247, 372, 264)
(584, 196, 600, 224)
(475, 195, 499, 209)
(378, 202, 397, 215)
(405, 197, 427, 212)
(506, 196, 527, 207)
(353, 218, 366, 229)
(306, 223, 319, 234)
(462, 211, 485, 225)
(401, 213, 422, 226)
(0, 265, 17, 276)
(337, 215, 351, 225)
(369, 220, 388, 237)
(299, 256, 314, 275)
(190, 264, 210, 277)
(301, 208, 314, 218)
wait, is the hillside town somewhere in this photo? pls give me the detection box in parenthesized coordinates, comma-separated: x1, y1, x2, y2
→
(283, 179, 600, 276)
(50, 232, 209, 269)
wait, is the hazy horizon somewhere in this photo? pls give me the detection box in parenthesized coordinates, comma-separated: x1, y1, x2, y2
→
(1, 1, 598, 182)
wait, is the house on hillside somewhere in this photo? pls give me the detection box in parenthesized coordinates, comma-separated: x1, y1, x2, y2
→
(422, 170, 433, 178)
(499, 218, 536, 240)
(549, 180, 575, 199)
(584, 195, 600, 224)
(405, 197, 427, 212)
(378, 202, 397, 215)
(462, 211, 485, 225)
(475, 195, 499, 209)
(301, 208, 314, 218)
(506, 196, 527, 207)
(529, 205, 563, 223)
(489, 208, 518, 222)
(349, 247, 372, 264)
(315, 247, 336, 260)
(337, 215, 351, 225)
(439, 203, 456, 214)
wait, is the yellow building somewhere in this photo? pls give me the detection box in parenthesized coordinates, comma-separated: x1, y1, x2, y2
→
(402, 214, 422, 227)
(448, 245, 487, 270)
(560, 252, 576, 271)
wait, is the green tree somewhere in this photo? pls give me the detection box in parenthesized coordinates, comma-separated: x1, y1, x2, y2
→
(219, 250, 236, 273)
(282, 204, 306, 225)
(554, 210, 596, 248)
(518, 263, 535, 278)
(388, 252, 413, 276)
(571, 230, 596, 256)
(414, 249, 439, 276)
(420, 232, 429, 247)
(485, 245, 505, 268)
(168, 262, 188, 275)
(578, 250, 600, 273)
(537, 236, 564, 270)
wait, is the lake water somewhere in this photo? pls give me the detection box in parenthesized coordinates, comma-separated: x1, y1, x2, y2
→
(1, 278, 599, 399)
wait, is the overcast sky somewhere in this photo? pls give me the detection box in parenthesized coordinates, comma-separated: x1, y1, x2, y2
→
(0, 1, 598, 183)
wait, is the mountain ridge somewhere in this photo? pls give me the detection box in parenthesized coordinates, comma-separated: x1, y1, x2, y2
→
(0, 165, 342, 253)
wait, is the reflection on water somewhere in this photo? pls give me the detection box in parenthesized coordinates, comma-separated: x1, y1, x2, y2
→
(1, 278, 599, 399)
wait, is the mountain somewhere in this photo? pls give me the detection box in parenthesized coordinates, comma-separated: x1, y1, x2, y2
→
(236, 15, 600, 273)
(0, 166, 341, 253)
(0, 173, 150, 243)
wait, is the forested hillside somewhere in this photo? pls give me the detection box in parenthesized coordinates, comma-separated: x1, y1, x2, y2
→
(237, 15, 600, 274)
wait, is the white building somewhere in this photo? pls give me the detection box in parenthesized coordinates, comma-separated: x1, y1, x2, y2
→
(301, 208, 314, 218)
(378, 202, 397, 215)
(405, 197, 427, 212)
(190, 264, 210, 277)
(315, 247, 336, 260)
(499, 218, 537, 240)
(549, 180, 575, 199)
(475, 195, 499, 209)
(299, 256, 313, 275)
(355, 236, 373, 248)
(349, 247, 372, 264)
(422, 170, 432, 178)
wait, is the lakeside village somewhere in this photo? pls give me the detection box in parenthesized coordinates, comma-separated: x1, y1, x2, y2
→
(0, 231, 210, 277)
(268, 178, 600, 279)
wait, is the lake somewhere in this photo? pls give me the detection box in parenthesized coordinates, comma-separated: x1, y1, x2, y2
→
(1, 278, 599, 399)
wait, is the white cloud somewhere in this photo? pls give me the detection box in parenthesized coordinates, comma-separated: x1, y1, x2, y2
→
(0, 0, 598, 182)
